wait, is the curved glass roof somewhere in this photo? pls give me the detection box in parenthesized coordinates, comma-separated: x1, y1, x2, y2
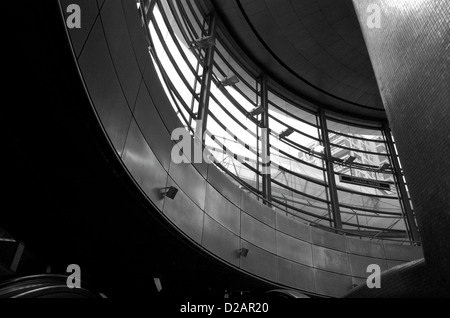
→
(137, 0, 419, 244)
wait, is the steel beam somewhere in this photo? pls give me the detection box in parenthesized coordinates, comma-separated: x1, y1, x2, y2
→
(383, 124, 421, 243)
(260, 75, 272, 205)
(319, 111, 342, 230)
(196, 14, 217, 145)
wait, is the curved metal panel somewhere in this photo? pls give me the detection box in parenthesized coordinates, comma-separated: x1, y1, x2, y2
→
(312, 245, 352, 276)
(122, 120, 167, 211)
(202, 215, 240, 267)
(351, 277, 366, 289)
(277, 258, 316, 293)
(97, 0, 105, 10)
(207, 165, 241, 205)
(384, 243, 424, 262)
(276, 232, 313, 267)
(241, 213, 276, 254)
(315, 269, 353, 298)
(163, 178, 204, 244)
(169, 156, 207, 211)
(239, 240, 277, 282)
(240, 192, 276, 227)
(191, 162, 209, 180)
(348, 254, 388, 278)
(276, 213, 312, 243)
(204, 184, 240, 235)
(120, 0, 148, 70)
(60, 0, 99, 58)
(346, 237, 385, 259)
(78, 19, 132, 156)
(133, 85, 173, 170)
(387, 260, 408, 268)
(310, 226, 347, 252)
(142, 61, 183, 134)
(101, 0, 142, 109)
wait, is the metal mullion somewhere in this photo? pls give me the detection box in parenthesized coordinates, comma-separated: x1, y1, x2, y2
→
(211, 77, 260, 126)
(320, 110, 342, 230)
(271, 198, 332, 222)
(188, 18, 207, 128)
(162, 76, 194, 132)
(157, 2, 202, 130)
(195, 14, 216, 144)
(138, 0, 155, 49)
(339, 203, 402, 216)
(207, 111, 259, 158)
(339, 209, 401, 219)
(271, 147, 326, 171)
(329, 142, 389, 157)
(276, 135, 323, 159)
(277, 165, 327, 187)
(341, 221, 406, 233)
(165, 0, 206, 74)
(231, 85, 257, 108)
(271, 194, 330, 213)
(143, 0, 157, 22)
(158, 69, 193, 133)
(260, 75, 272, 205)
(150, 37, 196, 120)
(151, 13, 199, 105)
(189, 58, 202, 128)
(159, 1, 203, 82)
(168, 1, 205, 60)
(213, 64, 257, 107)
(177, 0, 204, 40)
(165, 0, 195, 43)
(328, 128, 388, 144)
(333, 161, 394, 174)
(383, 124, 420, 243)
(206, 142, 259, 176)
(213, 161, 261, 194)
(336, 185, 398, 200)
(185, 0, 205, 31)
(271, 179, 329, 204)
(151, 46, 196, 123)
(148, 34, 193, 131)
(209, 93, 258, 138)
(172, 0, 206, 66)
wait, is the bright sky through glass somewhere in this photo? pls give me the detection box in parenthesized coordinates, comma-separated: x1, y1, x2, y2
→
(148, 2, 409, 235)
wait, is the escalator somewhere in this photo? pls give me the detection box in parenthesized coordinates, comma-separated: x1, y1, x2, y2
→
(0, 275, 103, 298)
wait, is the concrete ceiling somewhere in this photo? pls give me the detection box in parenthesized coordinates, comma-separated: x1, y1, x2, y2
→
(202, 0, 386, 119)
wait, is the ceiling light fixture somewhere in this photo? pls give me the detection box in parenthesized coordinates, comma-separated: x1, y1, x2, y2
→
(189, 35, 216, 49)
(312, 145, 325, 153)
(237, 248, 249, 257)
(249, 106, 264, 117)
(279, 128, 294, 139)
(162, 186, 178, 200)
(218, 75, 240, 87)
(344, 156, 357, 164)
